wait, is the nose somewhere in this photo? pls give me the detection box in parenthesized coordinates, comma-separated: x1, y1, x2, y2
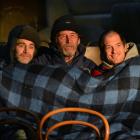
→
(23, 46, 28, 53)
(112, 47, 116, 54)
(66, 35, 70, 43)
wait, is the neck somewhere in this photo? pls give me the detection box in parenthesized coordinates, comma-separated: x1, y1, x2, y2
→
(64, 55, 74, 64)
(103, 61, 114, 68)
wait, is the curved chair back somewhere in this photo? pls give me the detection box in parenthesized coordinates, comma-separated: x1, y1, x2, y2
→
(38, 107, 110, 140)
(0, 107, 40, 140)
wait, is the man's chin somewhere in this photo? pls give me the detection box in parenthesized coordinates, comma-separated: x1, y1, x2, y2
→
(112, 60, 122, 65)
(18, 59, 31, 64)
(63, 51, 75, 57)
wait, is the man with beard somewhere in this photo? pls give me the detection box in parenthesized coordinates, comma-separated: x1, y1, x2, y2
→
(35, 15, 96, 72)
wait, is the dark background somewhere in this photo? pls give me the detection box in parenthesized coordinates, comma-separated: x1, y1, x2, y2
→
(0, 0, 140, 46)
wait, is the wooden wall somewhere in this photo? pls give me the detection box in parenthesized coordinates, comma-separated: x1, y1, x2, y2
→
(0, 0, 46, 43)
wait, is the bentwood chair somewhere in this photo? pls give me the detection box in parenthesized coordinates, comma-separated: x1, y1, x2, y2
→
(38, 107, 110, 140)
(0, 107, 40, 140)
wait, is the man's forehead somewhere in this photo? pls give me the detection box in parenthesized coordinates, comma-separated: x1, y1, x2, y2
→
(16, 39, 35, 44)
(58, 30, 77, 35)
(106, 32, 120, 38)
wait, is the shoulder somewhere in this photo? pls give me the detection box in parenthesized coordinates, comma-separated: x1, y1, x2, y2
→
(125, 42, 139, 60)
(37, 47, 50, 56)
(82, 56, 97, 70)
(34, 47, 52, 65)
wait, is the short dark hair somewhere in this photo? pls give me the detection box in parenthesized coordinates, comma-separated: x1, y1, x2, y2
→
(99, 30, 126, 62)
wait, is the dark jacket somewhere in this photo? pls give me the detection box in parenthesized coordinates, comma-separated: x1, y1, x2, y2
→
(34, 43, 96, 72)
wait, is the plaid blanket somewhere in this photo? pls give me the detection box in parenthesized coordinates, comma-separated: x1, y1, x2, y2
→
(0, 56, 140, 140)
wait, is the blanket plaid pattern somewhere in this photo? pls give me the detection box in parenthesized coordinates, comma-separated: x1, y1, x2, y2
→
(0, 56, 140, 140)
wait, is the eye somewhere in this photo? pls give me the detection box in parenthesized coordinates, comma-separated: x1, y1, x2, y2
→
(58, 34, 66, 40)
(29, 45, 35, 49)
(117, 44, 122, 47)
(16, 43, 25, 48)
(105, 46, 112, 50)
(70, 33, 78, 38)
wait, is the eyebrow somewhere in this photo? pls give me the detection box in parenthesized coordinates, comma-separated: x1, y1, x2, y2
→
(16, 42, 35, 46)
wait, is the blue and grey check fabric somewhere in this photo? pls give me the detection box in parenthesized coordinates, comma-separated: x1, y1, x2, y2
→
(0, 56, 140, 140)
